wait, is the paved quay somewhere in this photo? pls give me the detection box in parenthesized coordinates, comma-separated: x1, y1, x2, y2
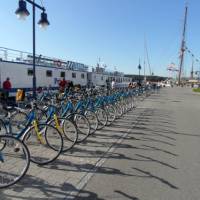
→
(76, 87, 200, 200)
(1, 87, 200, 200)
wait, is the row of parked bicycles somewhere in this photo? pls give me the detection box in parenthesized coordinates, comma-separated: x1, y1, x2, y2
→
(0, 85, 153, 188)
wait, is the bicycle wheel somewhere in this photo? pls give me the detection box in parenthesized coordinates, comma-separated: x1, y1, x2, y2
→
(10, 110, 28, 133)
(35, 108, 47, 122)
(130, 96, 135, 109)
(105, 105, 116, 125)
(95, 108, 108, 130)
(84, 110, 98, 135)
(114, 103, 123, 118)
(0, 135, 30, 189)
(0, 105, 8, 118)
(48, 118, 78, 152)
(22, 123, 63, 165)
(121, 101, 127, 114)
(67, 113, 90, 143)
(0, 119, 7, 136)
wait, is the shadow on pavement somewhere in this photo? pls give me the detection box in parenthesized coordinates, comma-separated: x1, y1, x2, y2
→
(139, 136, 175, 146)
(115, 190, 140, 200)
(132, 167, 179, 190)
(62, 183, 106, 200)
(1, 93, 185, 199)
(41, 157, 134, 177)
(1, 177, 104, 200)
(134, 154, 178, 169)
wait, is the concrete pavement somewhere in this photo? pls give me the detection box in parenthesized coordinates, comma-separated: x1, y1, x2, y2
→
(1, 87, 200, 200)
(76, 88, 200, 200)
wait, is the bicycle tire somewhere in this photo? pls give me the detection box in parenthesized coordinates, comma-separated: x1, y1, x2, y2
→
(95, 108, 108, 130)
(0, 135, 30, 189)
(22, 123, 63, 165)
(48, 118, 78, 152)
(66, 113, 90, 143)
(0, 119, 7, 137)
(10, 110, 28, 134)
(84, 110, 98, 135)
(105, 105, 116, 125)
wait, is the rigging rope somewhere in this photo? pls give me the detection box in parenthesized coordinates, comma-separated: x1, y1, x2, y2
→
(185, 46, 200, 63)
(144, 39, 152, 76)
(40, 0, 44, 8)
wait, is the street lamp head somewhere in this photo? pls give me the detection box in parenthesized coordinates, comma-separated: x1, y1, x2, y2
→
(15, 0, 30, 20)
(138, 64, 142, 70)
(38, 12, 50, 29)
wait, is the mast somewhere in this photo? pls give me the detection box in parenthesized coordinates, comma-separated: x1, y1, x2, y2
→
(190, 56, 194, 79)
(144, 37, 152, 76)
(144, 59, 146, 81)
(143, 35, 146, 82)
(178, 5, 188, 85)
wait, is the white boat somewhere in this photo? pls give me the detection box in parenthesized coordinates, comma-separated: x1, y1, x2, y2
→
(0, 47, 132, 95)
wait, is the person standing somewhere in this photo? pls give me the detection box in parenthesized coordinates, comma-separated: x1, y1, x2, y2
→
(59, 78, 67, 92)
(3, 77, 12, 100)
(111, 79, 116, 90)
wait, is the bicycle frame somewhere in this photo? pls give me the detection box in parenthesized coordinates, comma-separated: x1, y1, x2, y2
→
(6, 109, 44, 144)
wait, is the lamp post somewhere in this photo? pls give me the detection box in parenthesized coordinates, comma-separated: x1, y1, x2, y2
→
(15, 0, 50, 98)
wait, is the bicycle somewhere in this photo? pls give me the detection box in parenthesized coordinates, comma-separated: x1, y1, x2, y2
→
(0, 104, 63, 165)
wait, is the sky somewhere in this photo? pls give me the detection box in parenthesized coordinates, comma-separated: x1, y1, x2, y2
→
(0, 0, 200, 76)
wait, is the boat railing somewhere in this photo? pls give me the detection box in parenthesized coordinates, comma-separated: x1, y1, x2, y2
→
(0, 47, 89, 72)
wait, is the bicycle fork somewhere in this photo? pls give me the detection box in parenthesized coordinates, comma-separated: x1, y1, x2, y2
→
(33, 121, 45, 145)
(53, 114, 63, 134)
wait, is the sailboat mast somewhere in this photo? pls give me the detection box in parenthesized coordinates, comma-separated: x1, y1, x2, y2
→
(178, 5, 188, 85)
(144, 38, 152, 76)
(191, 57, 194, 79)
(143, 36, 146, 81)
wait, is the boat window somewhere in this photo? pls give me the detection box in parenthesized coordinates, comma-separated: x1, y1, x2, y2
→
(81, 73, 85, 79)
(72, 72, 76, 78)
(101, 76, 103, 80)
(27, 69, 33, 76)
(60, 71, 65, 78)
(46, 70, 52, 77)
